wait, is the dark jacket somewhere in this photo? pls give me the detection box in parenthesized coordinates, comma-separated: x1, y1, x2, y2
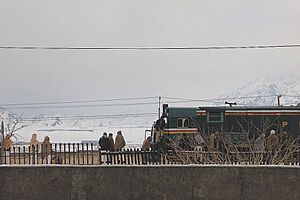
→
(108, 136, 115, 151)
(99, 136, 110, 151)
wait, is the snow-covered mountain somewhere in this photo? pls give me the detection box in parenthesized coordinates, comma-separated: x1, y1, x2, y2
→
(221, 74, 300, 106)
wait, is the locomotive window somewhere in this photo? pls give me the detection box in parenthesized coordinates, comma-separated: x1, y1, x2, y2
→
(207, 112, 223, 122)
(177, 118, 189, 128)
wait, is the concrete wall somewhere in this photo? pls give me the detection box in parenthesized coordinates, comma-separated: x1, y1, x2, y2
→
(0, 165, 299, 200)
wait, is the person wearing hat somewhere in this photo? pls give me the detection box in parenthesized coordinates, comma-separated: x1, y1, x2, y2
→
(30, 133, 39, 152)
(3, 134, 13, 151)
(99, 132, 110, 151)
(114, 130, 126, 151)
(108, 133, 115, 151)
(42, 136, 51, 164)
(267, 130, 279, 152)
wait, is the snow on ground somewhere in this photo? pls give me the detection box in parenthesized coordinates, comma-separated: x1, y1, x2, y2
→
(12, 115, 156, 147)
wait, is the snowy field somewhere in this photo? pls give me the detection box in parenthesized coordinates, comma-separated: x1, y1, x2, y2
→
(9, 115, 156, 148)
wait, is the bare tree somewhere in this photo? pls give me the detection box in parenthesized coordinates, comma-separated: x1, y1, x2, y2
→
(164, 118, 299, 165)
(0, 108, 35, 144)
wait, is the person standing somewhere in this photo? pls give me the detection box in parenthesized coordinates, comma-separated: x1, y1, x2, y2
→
(142, 136, 152, 164)
(209, 133, 216, 149)
(194, 133, 204, 151)
(142, 136, 152, 151)
(42, 136, 51, 164)
(98, 132, 111, 164)
(254, 133, 266, 152)
(30, 133, 39, 152)
(267, 130, 279, 152)
(114, 130, 126, 151)
(98, 132, 110, 151)
(108, 133, 115, 151)
(3, 134, 13, 151)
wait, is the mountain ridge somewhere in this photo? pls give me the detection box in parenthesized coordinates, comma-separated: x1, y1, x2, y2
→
(221, 75, 300, 106)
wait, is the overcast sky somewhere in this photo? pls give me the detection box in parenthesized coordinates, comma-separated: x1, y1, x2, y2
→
(0, 0, 299, 116)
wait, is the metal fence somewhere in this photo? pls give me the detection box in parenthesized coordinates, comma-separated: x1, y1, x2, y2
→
(0, 143, 299, 165)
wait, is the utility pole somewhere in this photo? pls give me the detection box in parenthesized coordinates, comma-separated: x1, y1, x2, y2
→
(158, 96, 161, 118)
(277, 95, 282, 106)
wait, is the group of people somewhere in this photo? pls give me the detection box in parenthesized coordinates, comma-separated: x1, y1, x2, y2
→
(0, 133, 52, 163)
(157, 129, 285, 153)
(98, 130, 126, 151)
(254, 130, 281, 152)
(1, 133, 51, 153)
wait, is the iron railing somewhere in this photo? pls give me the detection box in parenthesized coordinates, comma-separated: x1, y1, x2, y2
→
(0, 143, 299, 165)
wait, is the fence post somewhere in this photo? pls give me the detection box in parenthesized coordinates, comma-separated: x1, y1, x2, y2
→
(64, 143, 67, 164)
(86, 143, 89, 165)
(36, 145, 39, 164)
(91, 143, 94, 165)
(98, 147, 102, 165)
(54, 143, 58, 164)
(109, 150, 113, 165)
(112, 151, 116, 164)
(32, 145, 35, 164)
(72, 143, 75, 165)
(77, 143, 80, 165)
(129, 149, 134, 165)
(120, 149, 124, 164)
(136, 148, 140, 165)
(18, 147, 21, 165)
(134, 148, 138, 164)
(13, 147, 16, 164)
(49, 144, 52, 164)
(68, 143, 71, 164)
(28, 146, 31, 165)
(3, 148, 7, 164)
(141, 149, 145, 165)
(81, 143, 84, 165)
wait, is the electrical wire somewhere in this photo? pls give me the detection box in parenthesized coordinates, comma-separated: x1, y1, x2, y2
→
(15, 112, 157, 121)
(1, 102, 159, 110)
(0, 96, 159, 106)
(0, 44, 300, 50)
(282, 95, 300, 98)
(1, 94, 297, 110)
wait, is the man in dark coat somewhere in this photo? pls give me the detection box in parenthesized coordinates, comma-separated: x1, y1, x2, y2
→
(108, 133, 115, 151)
(99, 132, 110, 151)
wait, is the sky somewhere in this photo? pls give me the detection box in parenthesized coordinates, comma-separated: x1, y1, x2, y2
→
(0, 0, 299, 117)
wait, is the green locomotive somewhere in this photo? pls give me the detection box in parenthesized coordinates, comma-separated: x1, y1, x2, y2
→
(152, 104, 300, 145)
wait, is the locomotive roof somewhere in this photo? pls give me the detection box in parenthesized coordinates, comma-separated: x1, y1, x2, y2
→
(198, 106, 300, 111)
(165, 106, 300, 117)
(166, 106, 300, 112)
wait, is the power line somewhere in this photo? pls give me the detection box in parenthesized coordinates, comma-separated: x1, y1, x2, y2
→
(1, 94, 297, 110)
(17, 112, 157, 121)
(2, 102, 159, 110)
(0, 44, 300, 51)
(0, 96, 158, 106)
(282, 95, 300, 98)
